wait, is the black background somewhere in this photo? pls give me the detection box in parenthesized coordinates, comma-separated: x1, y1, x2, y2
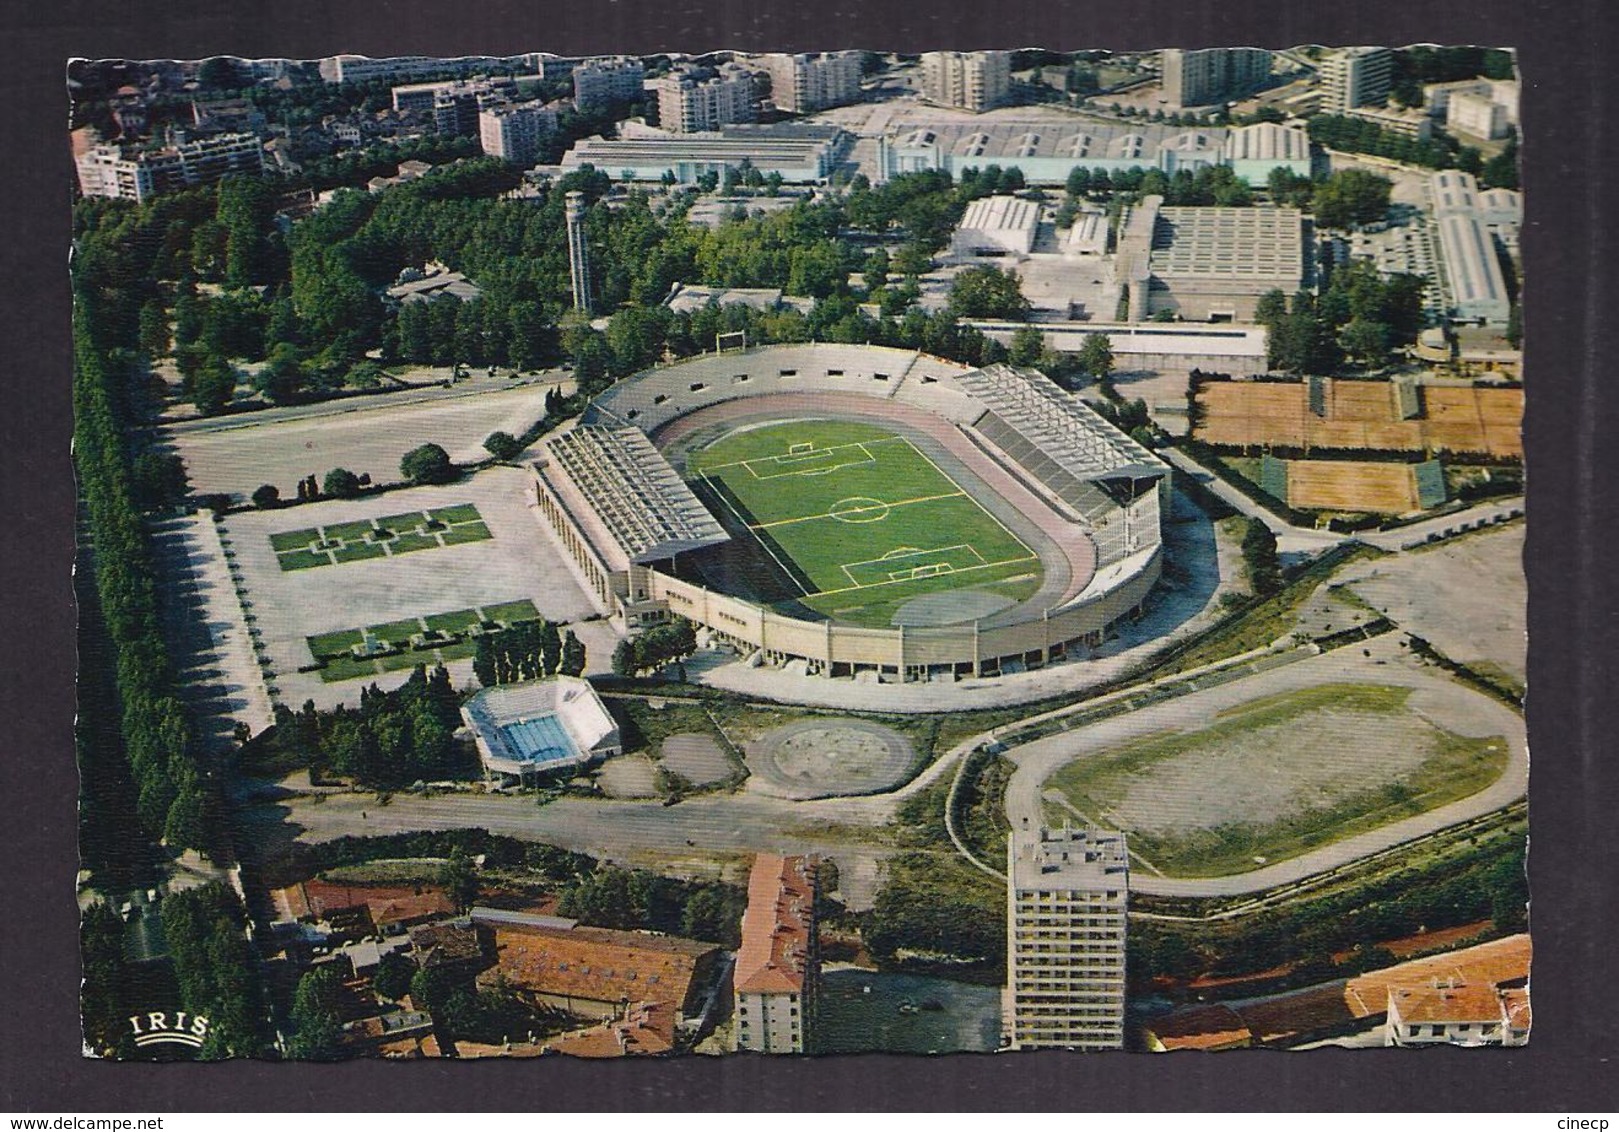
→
(3, 0, 1616, 1112)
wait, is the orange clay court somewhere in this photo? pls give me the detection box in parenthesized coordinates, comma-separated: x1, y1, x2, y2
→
(1284, 460, 1422, 514)
(1195, 379, 1522, 459)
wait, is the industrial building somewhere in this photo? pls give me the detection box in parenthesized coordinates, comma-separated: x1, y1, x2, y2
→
(758, 51, 863, 113)
(559, 125, 846, 184)
(951, 194, 1044, 257)
(918, 50, 1012, 112)
(734, 854, 819, 1054)
(460, 676, 622, 783)
(1004, 824, 1129, 1051)
(1429, 171, 1514, 326)
(1159, 47, 1272, 108)
(874, 120, 1309, 187)
(1114, 195, 1308, 322)
(1319, 46, 1394, 113)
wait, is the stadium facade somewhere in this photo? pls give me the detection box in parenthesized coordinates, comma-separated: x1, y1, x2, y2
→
(528, 344, 1169, 684)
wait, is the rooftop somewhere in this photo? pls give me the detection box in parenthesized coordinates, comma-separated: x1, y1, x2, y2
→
(480, 922, 722, 1014)
(541, 424, 730, 565)
(734, 854, 817, 996)
(956, 364, 1168, 483)
(1010, 823, 1130, 892)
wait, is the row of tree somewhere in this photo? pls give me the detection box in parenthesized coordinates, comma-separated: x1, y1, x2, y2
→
(555, 864, 748, 948)
(472, 620, 586, 686)
(1255, 258, 1427, 374)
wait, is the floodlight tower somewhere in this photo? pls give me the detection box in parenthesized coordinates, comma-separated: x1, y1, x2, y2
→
(565, 190, 592, 316)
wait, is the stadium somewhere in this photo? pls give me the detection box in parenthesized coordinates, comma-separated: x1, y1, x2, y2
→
(528, 343, 1169, 684)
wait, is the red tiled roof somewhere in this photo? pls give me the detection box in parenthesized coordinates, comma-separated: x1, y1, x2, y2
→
(480, 923, 720, 1013)
(1147, 1003, 1253, 1051)
(272, 880, 454, 928)
(542, 1001, 677, 1058)
(1145, 934, 1531, 1049)
(733, 854, 816, 996)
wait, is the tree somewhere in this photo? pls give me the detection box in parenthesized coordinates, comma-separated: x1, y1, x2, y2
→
(1241, 518, 1281, 597)
(131, 451, 188, 511)
(947, 265, 1030, 320)
(442, 847, 480, 913)
(251, 483, 281, 509)
(1255, 289, 1290, 328)
(372, 952, 417, 1002)
(400, 442, 456, 485)
(138, 299, 170, 358)
(1340, 317, 1391, 366)
(1008, 324, 1046, 367)
(287, 966, 346, 1060)
(483, 431, 523, 461)
(1311, 169, 1394, 230)
(1077, 333, 1114, 382)
(323, 467, 361, 498)
(192, 356, 238, 416)
(560, 630, 586, 676)
(611, 638, 639, 678)
(254, 343, 306, 405)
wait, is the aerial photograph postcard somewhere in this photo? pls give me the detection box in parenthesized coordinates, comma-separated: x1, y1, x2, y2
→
(69, 42, 1527, 1060)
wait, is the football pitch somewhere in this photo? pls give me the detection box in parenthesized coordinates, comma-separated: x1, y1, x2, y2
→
(691, 420, 1042, 626)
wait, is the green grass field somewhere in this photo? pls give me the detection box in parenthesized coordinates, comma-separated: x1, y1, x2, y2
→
(691, 420, 1041, 627)
(271, 504, 493, 571)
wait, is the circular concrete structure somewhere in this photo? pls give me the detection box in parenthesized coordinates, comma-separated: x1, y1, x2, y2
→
(747, 718, 916, 799)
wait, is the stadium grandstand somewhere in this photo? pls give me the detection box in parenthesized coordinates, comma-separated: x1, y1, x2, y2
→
(525, 344, 1169, 684)
(461, 676, 621, 783)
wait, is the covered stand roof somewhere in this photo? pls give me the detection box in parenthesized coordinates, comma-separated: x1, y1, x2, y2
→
(543, 425, 730, 565)
(958, 364, 1168, 487)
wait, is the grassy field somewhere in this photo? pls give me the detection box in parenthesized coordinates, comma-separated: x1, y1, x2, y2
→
(1042, 683, 1511, 878)
(269, 504, 492, 571)
(690, 420, 1041, 628)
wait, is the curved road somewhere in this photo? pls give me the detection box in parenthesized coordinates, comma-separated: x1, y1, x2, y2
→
(1001, 635, 1527, 898)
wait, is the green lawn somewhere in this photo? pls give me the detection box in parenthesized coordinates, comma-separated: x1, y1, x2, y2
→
(308, 628, 366, 658)
(431, 503, 483, 525)
(324, 519, 380, 542)
(369, 618, 425, 645)
(424, 609, 484, 635)
(319, 654, 383, 683)
(439, 521, 492, 545)
(278, 549, 332, 571)
(692, 420, 1042, 628)
(1042, 684, 1512, 878)
(332, 540, 387, 563)
(390, 531, 440, 555)
(270, 528, 320, 552)
(378, 511, 429, 531)
(483, 599, 542, 625)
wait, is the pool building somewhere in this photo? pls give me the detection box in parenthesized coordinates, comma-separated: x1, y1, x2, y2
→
(461, 676, 622, 784)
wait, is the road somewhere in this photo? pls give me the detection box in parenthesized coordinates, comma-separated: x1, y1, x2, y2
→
(999, 634, 1527, 898)
(1159, 446, 1342, 556)
(243, 782, 912, 910)
(159, 371, 573, 438)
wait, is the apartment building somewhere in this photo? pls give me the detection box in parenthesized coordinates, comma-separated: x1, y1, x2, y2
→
(734, 854, 818, 1054)
(759, 51, 863, 113)
(75, 130, 265, 202)
(918, 51, 1012, 113)
(573, 58, 647, 113)
(1320, 46, 1394, 113)
(1159, 47, 1272, 108)
(1004, 824, 1129, 1051)
(650, 64, 758, 133)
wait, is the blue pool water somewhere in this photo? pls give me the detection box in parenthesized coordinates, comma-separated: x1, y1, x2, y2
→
(498, 713, 577, 765)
